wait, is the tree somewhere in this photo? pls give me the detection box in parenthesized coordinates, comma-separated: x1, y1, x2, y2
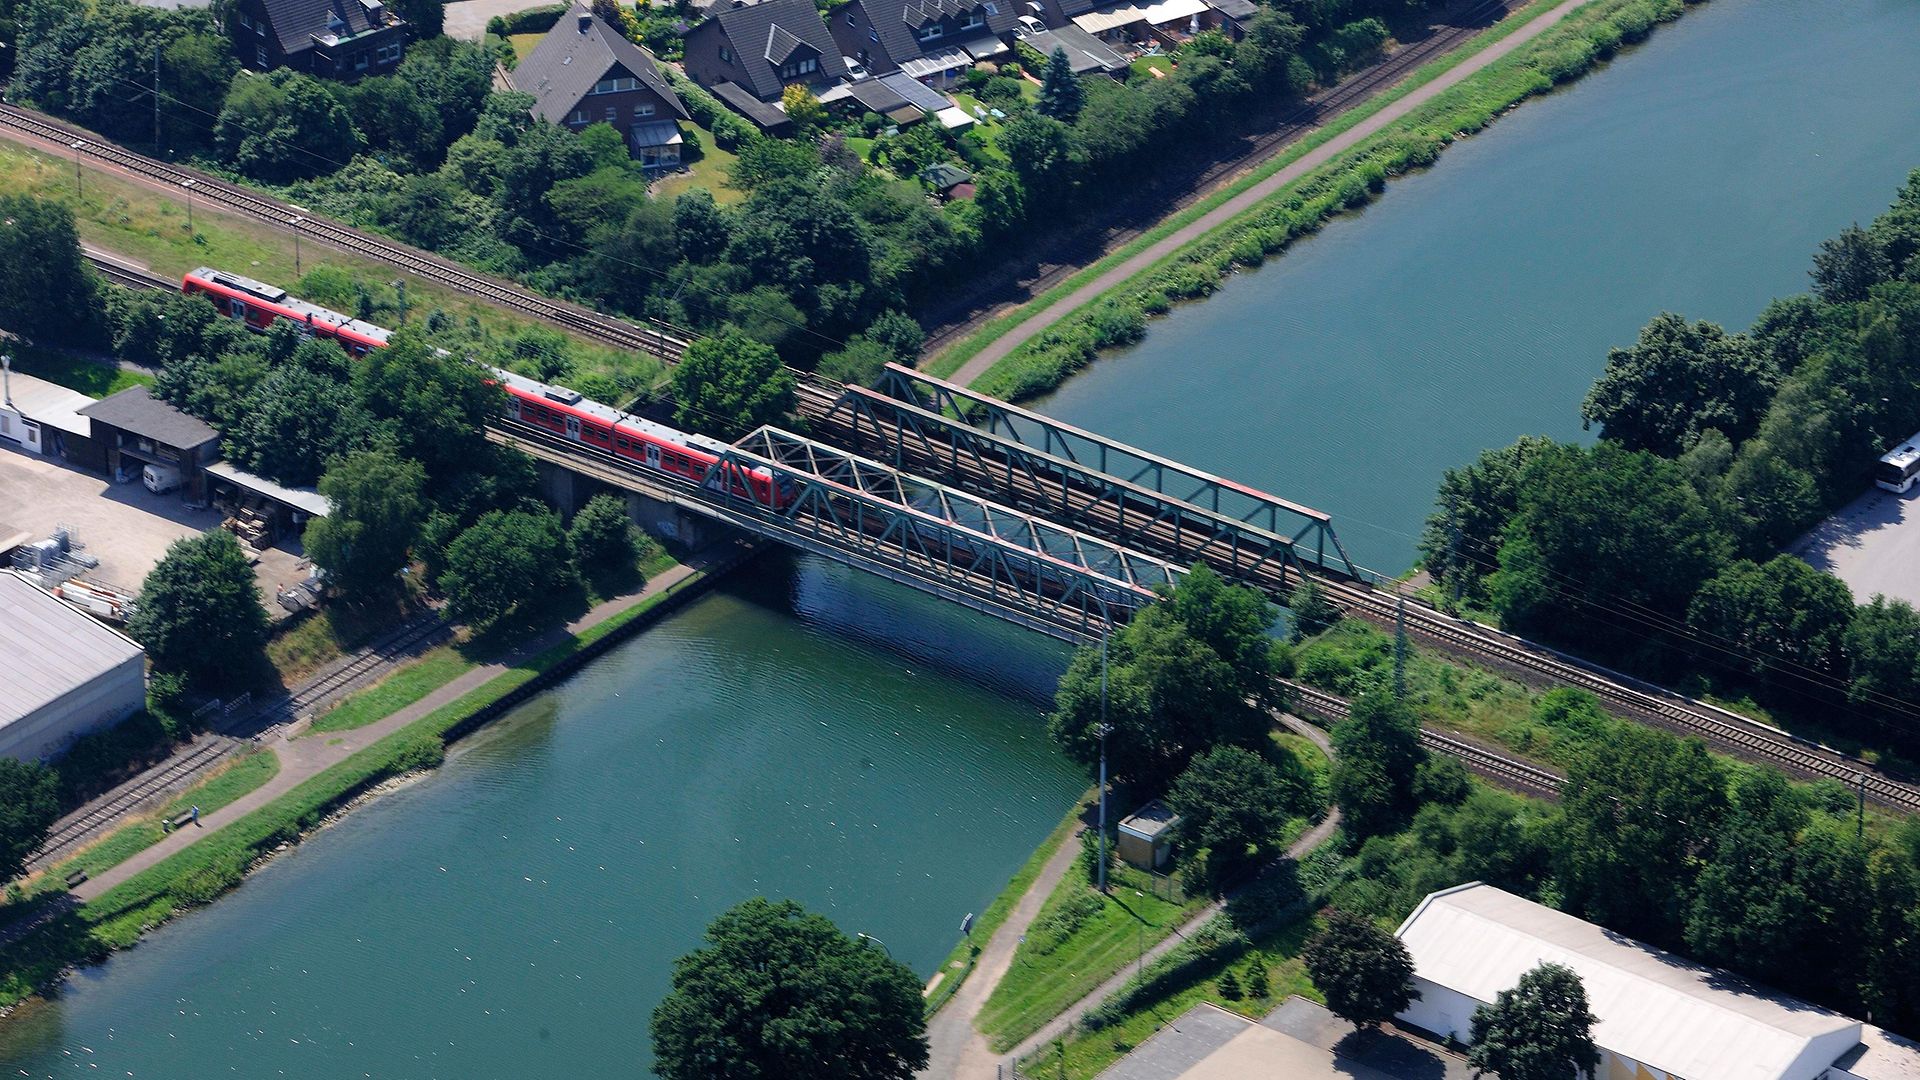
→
(0, 758, 60, 884)
(438, 508, 575, 625)
(1580, 313, 1779, 455)
(1846, 596, 1920, 719)
(998, 113, 1074, 205)
(0, 196, 98, 346)
(1418, 436, 1555, 603)
(222, 347, 371, 486)
(1329, 690, 1425, 840)
(214, 69, 364, 182)
(1301, 908, 1417, 1032)
(1553, 725, 1726, 945)
(816, 336, 896, 387)
(1810, 223, 1892, 304)
(781, 84, 827, 132)
(351, 331, 502, 488)
(1467, 963, 1600, 1080)
(669, 327, 795, 438)
(673, 188, 732, 264)
(1288, 578, 1340, 640)
(1684, 555, 1854, 685)
(651, 897, 929, 1080)
(863, 309, 925, 364)
(127, 532, 269, 687)
(1168, 745, 1309, 889)
(1038, 47, 1083, 120)
(304, 450, 428, 599)
(568, 492, 642, 591)
(388, 0, 445, 37)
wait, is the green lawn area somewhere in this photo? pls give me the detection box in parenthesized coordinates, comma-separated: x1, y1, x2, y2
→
(508, 32, 543, 60)
(652, 125, 747, 206)
(307, 647, 477, 736)
(6, 346, 151, 397)
(1130, 55, 1176, 79)
(978, 860, 1207, 1051)
(41, 750, 282, 887)
(1039, 909, 1321, 1080)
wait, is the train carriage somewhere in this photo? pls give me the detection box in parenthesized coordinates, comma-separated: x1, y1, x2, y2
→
(182, 267, 393, 355)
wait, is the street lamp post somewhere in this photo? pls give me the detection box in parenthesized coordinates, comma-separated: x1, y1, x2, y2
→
(182, 179, 195, 234)
(288, 215, 305, 276)
(1096, 617, 1111, 894)
(857, 932, 893, 959)
(69, 140, 84, 202)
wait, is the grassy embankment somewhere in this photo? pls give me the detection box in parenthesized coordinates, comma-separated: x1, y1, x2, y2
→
(33, 751, 282, 891)
(0, 557, 704, 1009)
(932, 0, 1692, 399)
(977, 731, 1329, 1050)
(924, 793, 1091, 1016)
(0, 141, 652, 388)
(4, 345, 152, 396)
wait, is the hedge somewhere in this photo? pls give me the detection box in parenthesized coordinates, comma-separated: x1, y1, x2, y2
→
(662, 67, 763, 152)
(486, 3, 568, 36)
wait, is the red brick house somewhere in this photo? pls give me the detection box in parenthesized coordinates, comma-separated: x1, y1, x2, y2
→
(509, 5, 691, 169)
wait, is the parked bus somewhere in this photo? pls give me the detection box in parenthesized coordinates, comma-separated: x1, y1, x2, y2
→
(1876, 432, 1920, 493)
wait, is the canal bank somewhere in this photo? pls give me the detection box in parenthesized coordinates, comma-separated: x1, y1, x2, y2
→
(0, 553, 1083, 1077)
(1037, 0, 1920, 574)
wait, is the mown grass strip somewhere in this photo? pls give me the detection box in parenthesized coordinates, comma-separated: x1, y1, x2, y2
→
(949, 0, 1692, 401)
(307, 649, 476, 735)
(43, 750, 282, 886)
(924, 0, 1569, 381)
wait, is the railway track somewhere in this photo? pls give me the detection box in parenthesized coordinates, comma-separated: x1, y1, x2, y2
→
(1283, 679, 1565, 798)
(0, 101, 693, 361)
(83, 248, 173, 291)
(221, 611, 453, 737)
(29, 734, 242, 870)
(918, 0, 1516, 354)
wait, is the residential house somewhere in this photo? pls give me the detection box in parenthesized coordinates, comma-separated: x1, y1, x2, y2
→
(1069, 0, 1231, 49)
(509, 5, 690, 169)
(682, 0, 848, 108)
(1011, 23, 1126, 75)
(1395, 883, 1920, 1080)
(828, 0, 1019, 87)
(229, 0, 408, 77)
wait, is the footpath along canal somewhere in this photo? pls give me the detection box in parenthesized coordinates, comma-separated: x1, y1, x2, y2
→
(0, 555, 1079, 1076)
(1039, 0, 1920, 574)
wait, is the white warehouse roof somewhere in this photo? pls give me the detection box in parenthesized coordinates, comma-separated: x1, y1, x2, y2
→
(1395, 883, 1918, 1080)
(0, 569, 145, 728)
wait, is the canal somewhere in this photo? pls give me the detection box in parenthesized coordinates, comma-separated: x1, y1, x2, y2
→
(1040, 0, 1920, 574)
(0, 556, 1080, 1077)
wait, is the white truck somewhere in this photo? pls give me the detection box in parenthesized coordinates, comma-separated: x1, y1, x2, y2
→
(141, 463, 183, 494)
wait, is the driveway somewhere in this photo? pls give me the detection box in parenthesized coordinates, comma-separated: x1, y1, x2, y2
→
(445, 0, 547, 40)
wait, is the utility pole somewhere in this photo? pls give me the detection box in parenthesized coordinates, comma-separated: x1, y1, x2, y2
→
(1858, 772, 1867, 839)
(1393, 591, 1408, 699)
(289, 216, 304, 276)
(153, 42, 162, 154)
(1097, 617, 1110, 894)
(69, 140, 84, 202)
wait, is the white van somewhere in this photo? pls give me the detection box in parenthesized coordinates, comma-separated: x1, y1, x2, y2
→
(142, 463, 183, 494)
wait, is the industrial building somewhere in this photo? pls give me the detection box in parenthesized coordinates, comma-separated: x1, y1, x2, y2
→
(0, 568, 146, 762)
(1395, 883, 1920, 1080)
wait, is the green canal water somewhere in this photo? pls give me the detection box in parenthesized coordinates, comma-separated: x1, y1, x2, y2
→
(8, 1, 1920, 1075)
(0, 555, 1080, 1077)
(1040, 0, 1920, 575)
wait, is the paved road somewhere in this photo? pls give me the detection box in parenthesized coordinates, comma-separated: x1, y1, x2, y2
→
(1002, 714, 1341, 1068)
(944, 0, 1590, 388)
(75, 556, 716, 902)
(445, 0, 542, 40)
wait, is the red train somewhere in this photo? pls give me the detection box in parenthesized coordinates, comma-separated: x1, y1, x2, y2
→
(183, 267, 393, 355)
(182, 267, 792, 509)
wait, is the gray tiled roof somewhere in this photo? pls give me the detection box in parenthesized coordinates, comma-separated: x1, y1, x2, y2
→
(849, 0, 1017, 75)
(510, 4, 688, 122)
(1017, 25, 1125, 72)
(0, 571, 144, 729)
(708, 0, 847, 99)
(77, 386, 218, 450)
(259, 0, 397, 57)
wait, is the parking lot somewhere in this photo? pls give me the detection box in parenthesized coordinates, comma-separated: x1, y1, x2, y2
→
(1792, 484, 1920, 607)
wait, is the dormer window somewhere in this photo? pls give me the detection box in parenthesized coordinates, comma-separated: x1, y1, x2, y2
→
(778, 55, 818, 78)
(915, 21, 943, 40)
(593, 76, 641, 94)
(960, 9, 983, 28)
(326, 10, 346, 32)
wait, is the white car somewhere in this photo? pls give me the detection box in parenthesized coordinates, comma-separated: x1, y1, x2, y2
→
(843, 56, 871, 81)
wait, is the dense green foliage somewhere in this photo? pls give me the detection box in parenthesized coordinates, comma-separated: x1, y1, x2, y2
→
(1299, 907, 1415, 1031)
(1421, 171, 1920, 746)
(669, 328, 795, 438)
(438, 507, 576, 626)
(0, 197, 98, 347)
(1329, 690, 1425, 840)
(650, 897, 929, 1080)
(1048, 565, 1281, 791)
(567, 493, 642, 594)
(0, 759, 60, 883)
(1167, 745, 1312, 888)
(303, 450, 428, 597)
(1466, 963, 1600, 1080)
(127, 532, 269, 688)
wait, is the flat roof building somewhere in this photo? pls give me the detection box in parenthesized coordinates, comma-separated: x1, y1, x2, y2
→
(0, 569, 146, 762)
(1396, 883, 1920, 1080)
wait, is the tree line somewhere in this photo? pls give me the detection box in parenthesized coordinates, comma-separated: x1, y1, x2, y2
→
(1421, 170, 1920, 748)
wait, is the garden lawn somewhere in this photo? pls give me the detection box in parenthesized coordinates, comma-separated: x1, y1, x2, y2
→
(652, 125, 747, 206)
(5, 345, 152, 397)
(307, 648, 477, 735)
(978, 861, 1206, 1051)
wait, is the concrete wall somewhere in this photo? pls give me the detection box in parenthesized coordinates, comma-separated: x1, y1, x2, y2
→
(0, 653, 146, 762)
(1400, 979, 1688, 1080)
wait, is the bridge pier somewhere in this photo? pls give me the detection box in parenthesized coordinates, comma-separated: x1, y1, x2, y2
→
(535, 460, 585, 516)
(623, 491, 718, 549)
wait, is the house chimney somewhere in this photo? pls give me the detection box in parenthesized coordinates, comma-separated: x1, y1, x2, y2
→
(579, 11, 592, 30)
